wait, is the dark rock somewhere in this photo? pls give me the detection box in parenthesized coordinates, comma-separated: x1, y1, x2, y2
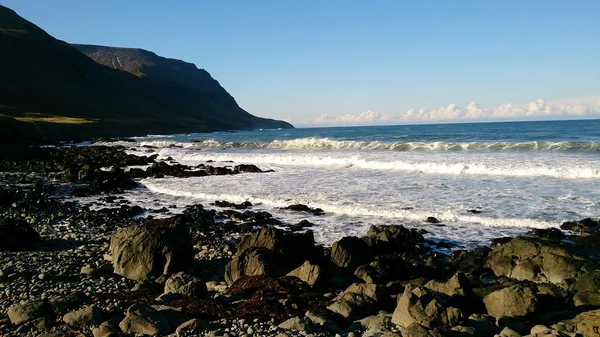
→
(526, 228, 566, 241)
(63, 305, 109, 329)
(234, 164, 263, 173)
(330, 236, 370, 270)
(110, 218, 195, 281)
(0, 218, 40, 251)
(119, 303, 172, 336)
(8, 301, 56, 329)
(560, 218, 600, 232)
(365, 224, 424, 253)
(164, 272, 208, 298)
(426, 217, 440, 224)
(283, 204, 325, 216)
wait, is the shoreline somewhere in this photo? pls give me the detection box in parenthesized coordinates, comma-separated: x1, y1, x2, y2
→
(0, 144, 599, 337)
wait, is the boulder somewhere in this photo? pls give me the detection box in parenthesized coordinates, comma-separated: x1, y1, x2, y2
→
(365, 224, 424, 253)
(234, 164, 263, 173)
(402, 322, 444, 337)
(119, 303, 172, 336)
(236, 226, 319, 271)
(224, 247, 282, 285)
(92, 321, 121, 337)
(327, 283, 390, 321)
(526, 228, 566, 241)
(63, 304, 108, 328)
(110, 219, 194, 281)
(486, 236, 597, 283)
(164, 272, 207, 298)
(483, 284, 537, 318)
(7, 301, 56, 329)
(391, 285, 463, 330)
(330, 236, 370, 270)
(286, 260, 322, 287)
(0, 218, 40, 251)
(557, 309, 600, 336)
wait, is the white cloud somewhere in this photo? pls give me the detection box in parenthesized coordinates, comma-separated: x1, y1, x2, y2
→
(293, 96, 600, 126)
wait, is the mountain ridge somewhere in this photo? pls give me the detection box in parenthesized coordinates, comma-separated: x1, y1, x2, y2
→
(0, 5, 292, 145)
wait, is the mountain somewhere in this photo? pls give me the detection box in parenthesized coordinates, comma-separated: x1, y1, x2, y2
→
(0, 5, 292, 144)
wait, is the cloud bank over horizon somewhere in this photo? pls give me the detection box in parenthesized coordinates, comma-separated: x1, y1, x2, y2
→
(290, 96, 600, 126)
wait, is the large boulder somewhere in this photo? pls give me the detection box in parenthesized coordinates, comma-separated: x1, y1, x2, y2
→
(365, 224, 424, 253)
(483, 284, 538, 318)
(110, 219, 194, 281)
(224, 247, 282, 285)
(164, 272, 208, 298)
(391, 285, 463, 331)
(486, 236, 597, 283)
(119, 303, 172, 336)
(330, 236, 370, 270)
(555, 309, 600, 336)
(0, 218, 40, 251)
(237, 226, 319, 270)
(7, 301, 56, 329)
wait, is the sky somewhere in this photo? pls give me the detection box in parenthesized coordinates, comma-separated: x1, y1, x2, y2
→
(2, 0, 600, 126)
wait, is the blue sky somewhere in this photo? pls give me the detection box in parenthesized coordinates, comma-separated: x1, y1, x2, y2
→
(2, 0, 599, 125)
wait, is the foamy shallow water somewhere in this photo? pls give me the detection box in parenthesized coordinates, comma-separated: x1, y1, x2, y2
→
(86, 122, 600, 249)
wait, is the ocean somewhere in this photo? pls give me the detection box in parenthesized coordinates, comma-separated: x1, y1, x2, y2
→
(91, 119, 600, 249)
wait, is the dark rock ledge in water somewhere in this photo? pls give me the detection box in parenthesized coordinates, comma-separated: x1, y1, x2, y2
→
(0, 145, 599, 336)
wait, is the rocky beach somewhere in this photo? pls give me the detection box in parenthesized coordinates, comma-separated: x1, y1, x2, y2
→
(0, 143, 598, 337)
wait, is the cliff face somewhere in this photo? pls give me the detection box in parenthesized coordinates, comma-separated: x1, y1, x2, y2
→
(0, 5, 292, 144)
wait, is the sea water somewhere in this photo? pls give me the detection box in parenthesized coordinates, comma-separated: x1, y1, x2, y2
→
(92, 119, 600, 249)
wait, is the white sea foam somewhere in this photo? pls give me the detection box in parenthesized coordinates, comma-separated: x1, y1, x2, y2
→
(112, 137, 600, 153)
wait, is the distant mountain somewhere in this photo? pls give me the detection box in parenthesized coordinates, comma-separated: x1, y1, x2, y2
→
(0, 5, 292, 144)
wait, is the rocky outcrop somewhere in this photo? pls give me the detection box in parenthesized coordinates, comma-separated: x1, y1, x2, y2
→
(486, 236, 597, 283)
(364, 224, 424, 253)
(109, 219, 194, 281)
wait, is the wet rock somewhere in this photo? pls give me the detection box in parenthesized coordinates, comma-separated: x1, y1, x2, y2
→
(63, 304, 109, 329)
(526, 228, 566, 241)
(560, 218, 599, 232)
(164, 272, 208, 298)
(483, 284, 538, 318)
(7, 301, 56, 329)
(119, 303, 172, 336)
(426, 217, 440, 224)
(110, 219, 194, 281)
(0, 218, 40, 251)
(286, 260, 322, 287)
(364, 224, 424, 253)
(392, 285, 463, 330)
(283, 204, 325, 216)
(234, 164, 263, 173)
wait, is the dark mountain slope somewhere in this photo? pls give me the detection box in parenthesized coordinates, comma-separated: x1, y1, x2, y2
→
(0, 5, 291, 144)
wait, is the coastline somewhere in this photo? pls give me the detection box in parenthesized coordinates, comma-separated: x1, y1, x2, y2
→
(0, 144, 599, 337)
